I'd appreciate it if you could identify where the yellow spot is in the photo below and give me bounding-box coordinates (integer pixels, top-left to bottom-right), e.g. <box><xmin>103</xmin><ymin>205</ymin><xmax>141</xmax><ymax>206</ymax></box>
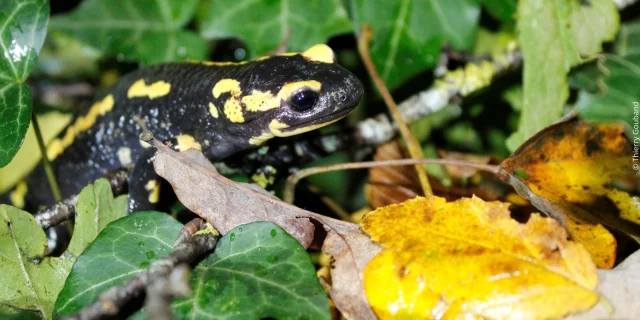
<box><xmin>117</xmin><ymin>147</ymin><xmax>132</xmax><ymax>166</ymax></box>
<box><xmin>200</xmin><ymin>60</ymin><xmax>248</xmax><ymax>66</ymax></box>
<box><xmin>301</xmin><ymin>44</ymin><xmax>335</xmax><ymax>63</ymax></box>
<box><xmin>257</xmin><ymin>52</ymin><xmax>298</xmax><ymax>61</ymax></box>
<box><xmin>269</xmin><ymin>115</ymin><xmax>346</xmax><ymax>137</ymax></box>
<box><xmin>127</xmin><ymin>79</ymin><xmax>171</xmax><ymax>99</ymax></box>
<box><xmin>224</xmin><ymin>98</ymin><xmax>245</xmax><ymax>123</ymax></box>
<box><xmin>248</xmin><ymin>132</ymin><xmax>274</xmax><ymax>145</ymax></box>
<box><xmin>208</xmin><ymin>102</ymin><xmax>219</xmax><ymax>118</ymax></box>
<box><xmin>46</xmin><ymin>95</ymin><xmax>115</xmax><ymax>160</ymax></box>
<box><xmin>251</xmin><ymin>172</ymin><xmax>275</xmax><ymax>189</ymax></box>
<box><xmin>9</xmin><ymin>182</ymin><xmax>27</xmax><ymax>209</ymax></box>
<box><xmin>194</xmin><ymin>222</ymin><xmax>220</xmax><ymax>236</ymax></box>
<box><xmin>212</xmin><ymin>79</ymin><xmax>241</xmax><ymax>98</ymax></box>
<box><xmin>242</xmin><ymin>90</ymin><xmax>278</xmax><ymax>112</ymax></box>
<box><xmin>175</xmin><ymin>134</ymin><xmax>202</xmax><ymax>151</ymax></box>
<box><xmin>268</xmin><ymin>119</ymin><xmax>289</xmax><ymax>132</ymax></box>
<box><xmin>145</xmin><ymin>180</ymin><xmax>160</xmax><ymax>204</ymax></box>
<box><xmin>278</xmin><ymin>80</ymin><xmax>322</xmax><ymax>100</ymax></box>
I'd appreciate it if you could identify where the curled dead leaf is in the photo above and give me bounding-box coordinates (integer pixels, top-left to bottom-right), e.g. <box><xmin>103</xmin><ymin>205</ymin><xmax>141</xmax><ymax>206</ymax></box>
<box><xmin>499</xmin><ymin>116</ymin><xmax>638</xmax><ymax>268</ymax></box>
<box><xmin>149</xmin><ymin>138</ymin><xmax>382</xmax><ymax>319</ymax></box>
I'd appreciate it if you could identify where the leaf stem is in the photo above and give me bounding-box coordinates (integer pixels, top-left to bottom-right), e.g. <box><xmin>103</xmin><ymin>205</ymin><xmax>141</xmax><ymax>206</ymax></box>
<box><xmin>357</xmin><ymin>24</ymin><xmax>433</xmax><ymax>197</ymax></box>
<box><xmin>284</xmin><ymin>158</ymin><xmax>499</xmax><ymax>203</ymax></box>
<box><xmin>31</xmin><ymin>112</ymin><xmax>62</xmax><ymax>202</ymax></box>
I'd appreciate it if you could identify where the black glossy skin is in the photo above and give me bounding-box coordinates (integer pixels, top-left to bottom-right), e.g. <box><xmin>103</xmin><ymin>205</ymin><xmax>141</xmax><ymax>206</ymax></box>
<box><xmin>3</xmin><ymin>53</ymin><xmax>362</xmax><ymax>212</ymax></box>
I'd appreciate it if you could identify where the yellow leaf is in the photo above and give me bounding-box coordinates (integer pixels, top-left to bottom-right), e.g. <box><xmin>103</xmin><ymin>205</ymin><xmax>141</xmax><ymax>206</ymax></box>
<box><xmin>501</xmin><ymin>118</ymin><xmax>638</xmax><ymax>268</ymax></box>
<box><xmin>361</xmin><ymin>196</ymin><xmax>598</xmax><ymax>319</ymax></box>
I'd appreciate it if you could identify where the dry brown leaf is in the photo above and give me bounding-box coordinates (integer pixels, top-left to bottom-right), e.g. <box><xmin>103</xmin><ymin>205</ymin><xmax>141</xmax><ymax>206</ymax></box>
<box><xmin>149</xmin><ymin>138</ymin><xmax>382</xmax><ymax>319</ymax></box>
<box><xmin>438</xmin><ymin>150</ymin><xmax>493</xmax><ymax>179</ymax></box>
<box><xmin>366</xmin><ymin>141</ymin><xmax>504</xmax><ymax>209</ymax></box>
<box><xmin>366</xmin><ymin>141</ymin><xmax>422</xmax><ymax>209</ymax></box>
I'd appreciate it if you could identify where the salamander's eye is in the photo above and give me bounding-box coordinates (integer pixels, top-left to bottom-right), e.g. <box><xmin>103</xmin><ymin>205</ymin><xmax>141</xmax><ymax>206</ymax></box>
<box><xmin>289</xmin><ymin>90</ymin><xmax>318</xmax><ymax>112</ymax></box>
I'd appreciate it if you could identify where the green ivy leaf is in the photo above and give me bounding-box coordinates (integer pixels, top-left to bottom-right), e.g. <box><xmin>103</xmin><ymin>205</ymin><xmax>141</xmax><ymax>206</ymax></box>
<box><xmin>616</xmin><ymin>21</ymin><xmax>640</xmax><ymax>56</ymax></box>
<box><xmin>480</xmin><ymin>0</ymin><xmax>517</xmax><ymax>22</ymax></box>
<box><xmin>0</xmin><ymin>179</ymin><xmax>126</xmax><ymax>319</ymax></box>
<box><xmin>54</xmin><ymin>211</ymin><xmax>182</xmax><ymax>317</ymax></box>
<box><xmin>173</xmin><ymin>222</ymin><xmax>330</xmax><ymax>320</ymax></box>
<box><xmin>572</xmin><ymin>54</ymin><xmax>640</xmax><ymax>127</ymax></box>
<box><xmin>352</xmin><ymin>0</ymin><xmax>480</xmax><ymax>90</ymax></box>
<box><xmin>198</xmin><ymin>0</ymin><xmax>351</xmax><ymax>57</ymax></box>
<box><xmin>0</xmin><ymin>0</ymin><xmax>49</xmax><ymax>167</ymax></box>
<box><xmin>67</xmin><ymin>179</ymin><xmax>128</xmax><ymax>254</ymax></box>
<box><xmin>50</xmin><ymin>0</ymin><xmax>206</xmax><ymax>64</ymax></box>
<box><xmin>506</xmin><ymin>0</ymin><xmax>619</xmax><ymax>151</ymax></box>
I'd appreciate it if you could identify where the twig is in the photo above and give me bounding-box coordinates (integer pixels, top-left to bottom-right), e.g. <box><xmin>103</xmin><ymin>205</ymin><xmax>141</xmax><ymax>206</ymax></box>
<box><xmin>31</xmin><ymin>112</ymin><xmax>62</xmax><ymax>202</ymax></box>
<box><xmin>34</xmin><ymin>169</ymin><xmax>129</xmax><ymax>229</ymax></box>
<box><xmin>284</xmin><ymin>158</ymin><xmax>499</xmax><ymax>203</ymax></box>
<box><xmin>357</xmin><ymin>24</ymin><xmax>433</xmax><ymax>196</ymax></box>
<box><xmin>61</xmin><ymin>218</ymin><xmax>218</xmax><ymax>320</ymax></box>
<box><xmin>355</xmin><ymin>41</ymin><xmax>522</xmax><ymax>146</ymax></box>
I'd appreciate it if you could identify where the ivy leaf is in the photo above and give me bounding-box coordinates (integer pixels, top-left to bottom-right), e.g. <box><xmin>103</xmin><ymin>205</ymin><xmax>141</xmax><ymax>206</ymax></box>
<box><xmin>573</xmin><ymin>54</ymin><xmax>640</xmax><ymax>127</ymax></box>
<box><xmin>0</xmin><ymin>179</ymin><xmax>126</xmax><ymax>319</ymax></box>
<box><xmin>615</xmin><ymin>21</ymin><xmax>640</xmax><ymax>56</ymax></box>
<box><xmin>506</xmin><ymin>0</ymin><xmax>619</xmax><ymax>151</ymax></box>
<box><xmin>351</xmin><ymin>0</ymin><xmax>480</xmax><ymax>90</ymax></box>
<box><xmin>198</xmin><ymin>0</ymin><xmax>351</xmax><ymax>57</ymax></box>
<box><xmin>50</xmin><ymin>0</ymin><xmax>206</xmax><ymax>64</ymax></box>
<box><xmin>480</xmin><ymin>0</ymin><xmax>517</xmax><ymax>22</ymax></box>
<box><xmin>0</xmin><ymin>0</ymin><xmax>49</xmax><ymax>167</ymax></box>
<box><xmin>55</xmin><ymin>211</ymin><xmax>182</xmax><ymax>317</ymax></box>
<box><xmin>173</xmin><ymin>222</ymin><xmax>330</xmax><ymax>319</ymax></box>
<box><xmin>67</xmin><ymin>179</ymin><xmax>128</xmax><ymax>254</ymax></box>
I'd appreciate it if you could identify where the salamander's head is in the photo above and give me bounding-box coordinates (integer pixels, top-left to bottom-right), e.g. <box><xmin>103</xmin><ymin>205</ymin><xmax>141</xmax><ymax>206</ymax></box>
<box><xmin>208</xmin><ymin>44</ymin><xmax>363</xmax><ymax>150</ymax></box>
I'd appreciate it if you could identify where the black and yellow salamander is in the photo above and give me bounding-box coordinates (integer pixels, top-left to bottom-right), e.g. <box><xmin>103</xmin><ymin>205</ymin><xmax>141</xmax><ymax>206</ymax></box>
<box><xmin>2</xmin><ymin>44</ymin><xmax>363</xmax><ymax>212</ymax></box>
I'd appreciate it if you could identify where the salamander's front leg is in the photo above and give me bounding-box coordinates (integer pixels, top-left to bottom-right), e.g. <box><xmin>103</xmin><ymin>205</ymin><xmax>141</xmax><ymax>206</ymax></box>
<box><xmin>127</xmin><ymin>148</ymin><xmax>175</xmax><ymax>213</ymax></box>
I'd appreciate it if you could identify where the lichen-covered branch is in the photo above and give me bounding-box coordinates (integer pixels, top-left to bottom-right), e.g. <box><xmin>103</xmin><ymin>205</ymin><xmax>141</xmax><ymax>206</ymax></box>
<box><xmin>355</xmin><ymin>41</ymin><xmax>522</xmax><ymax>146</ymax></box>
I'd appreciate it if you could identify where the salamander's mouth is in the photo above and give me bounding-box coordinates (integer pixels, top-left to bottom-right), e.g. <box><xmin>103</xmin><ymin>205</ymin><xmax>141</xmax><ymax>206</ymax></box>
<box><xmin>270</xmin><ymin>107</ymin><xmax>353</xmax><ymax>137</ymax></box>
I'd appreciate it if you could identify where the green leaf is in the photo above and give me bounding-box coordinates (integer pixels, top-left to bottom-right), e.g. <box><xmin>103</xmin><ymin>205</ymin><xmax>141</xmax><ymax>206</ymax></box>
<box><xmin>480</xmin><ymin>0</ymin><xmax>517</xmax><ymax>22</ymax></box>
<box><xmin>352</xmin><ymin>0</ymin><xmax>480</xmax><ymax>90</ymax></box>
<box><xmin>0</xmin><ymin>0</ymin><xmax>49</xmax><ymax>167</ymax></box>
<box><xmin>173</xmin><ymin>222</ymin><xmax>330</xmax><ymax>320</ymax></box>
<box><xmin>50</xmin><ymin>0</ymin><xmax>206</xmax><ymax>64</ymax></box>
<box><xmin>616</xmin><ymin>21</ymin><xmax>640</xmax><ymax>56</ymax></box>
<box><xmin>198</xmin><ymin>0</ymin><xmax>351</xmax><ymax>57</ymax></box>
<box><xmin>0</xmin><ymin>179</ymin><xmax>127</xmax><ymax>319</ymax></box>
<box><xmin>54</xmin><ymin>211</ymin><xmax>182</xmax><ymax>317</ymax></box>
<box><xmin>0</xmin><ymin>205</ymin><xmax>67</xmax><ymax>320</ymax></box>
<box><xmin>573</xmin><ymin>54</ymin><xmax>640</xmax><ymax>127</ymax></box>
<box><xmin>67</xmin><ymin>179</ymin><xmax>128</xmax><ymax>254</ymax></box>
<box><xmin>506</xmin><ymin>0</ymin><xmax>619</xmax><ymax>151</ymax></box>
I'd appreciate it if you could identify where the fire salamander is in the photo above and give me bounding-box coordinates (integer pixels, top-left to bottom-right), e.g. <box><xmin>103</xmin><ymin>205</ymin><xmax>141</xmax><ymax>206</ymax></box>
<box><xmin>2</xmin><ymin>44</ymin><xmax>363</xmax><ymax>212</ymax></box>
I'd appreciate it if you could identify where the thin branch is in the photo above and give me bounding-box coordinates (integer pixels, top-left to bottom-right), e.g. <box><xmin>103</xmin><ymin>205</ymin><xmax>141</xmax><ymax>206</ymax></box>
<box><xmin>34</xmin><ymin>169</ymin><xmax>129</xmax><ymax>229</ymax></box>
<box><xmin>357</xmin><ymin>24</ymin><xmax>433</xmax><ymax>196</ymax></box>
<box><xmin>61</xmin><ymin>218</ymin><xmax>218</xmax><ymax>320</ymax></box>
<box><xmin>355</xmin><ymin>42</ymin><xmax>522</xmax><ymax>146</ymax></box>
<box><xmin>31</xmin><ymin>112</ymin><xmax>62</xmax><ymax>202</ymax></box>
<box><xmin>284</xmin><ymin>158</ymin><xmax>500</xmax><ymax>203</ymax></box>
